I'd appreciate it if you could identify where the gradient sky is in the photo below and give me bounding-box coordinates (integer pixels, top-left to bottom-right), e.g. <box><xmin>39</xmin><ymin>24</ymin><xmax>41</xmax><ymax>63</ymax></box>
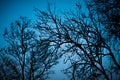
<box><xmin>0</xmin><ymin>0</ymin><xmax>85</xmax><ymax>80</ymax></box>
<box><xmin>0</xmin><ymin>0</ymin><xmax>83</xmax><ymax>47</ymax></box>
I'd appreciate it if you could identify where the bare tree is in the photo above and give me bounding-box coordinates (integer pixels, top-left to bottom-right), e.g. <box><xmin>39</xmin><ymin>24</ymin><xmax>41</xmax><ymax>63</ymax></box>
<box><xmin>2</xmin><ymin>17</ymin><xmax>35</xmax><ymax>80</ymax></box>
<box><xmin>35</xmin><ymin>3</ymin><xmax>120</xmax><ymax>80</ymax></box>
<box><xmin>0</xmin><ymin>49</ymin><xmax>20</xmax><ymax>80</ymax></box>
<box><xmin>1</xmin><ymin>16</ymin><xmax>59</xmax><ymax>80</ymax></box>
<box><xmin>28</xmin><ymin>39</ymin><xmax>59</xmax><ymax>80</ymax></box>
<box><xmin>86</xmin><ymin>0</ymin><xmax>120</xmax><ymax>39</ymax></box>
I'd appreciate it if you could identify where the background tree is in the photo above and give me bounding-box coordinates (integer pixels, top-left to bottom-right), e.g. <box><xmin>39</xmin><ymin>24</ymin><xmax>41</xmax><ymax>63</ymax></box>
<box><xmin>86</xmin><ymin>0</ymin><xmax>120</xmax><ymax>79</ymax></box>
<box><xmin>1</xmin><ymin>16</ymin><xmax>59</xmax><ymax>80</ymax></box>
<box><xmin>2</xmin><ymin>17</ymin><xmax>35</xmax><ymax>80</ymax></box>
<box><xmin>28</xmin><ymin>38</ymin><xmax>59</xmax><ymax>80</ymax></box>
<box><xmin>0</xmin><ymin>49</ymin><xmax>21</xmax><ymax>80</ymax></box>
<box><xmin>87</xmin><ymin>0</ymin><xmax>120</xmax><ymax>39</ymax></box>
<box><xmin>86</xmin><ymin>0</ymin><xmax>120</xmax><ymax>69</ymax></box>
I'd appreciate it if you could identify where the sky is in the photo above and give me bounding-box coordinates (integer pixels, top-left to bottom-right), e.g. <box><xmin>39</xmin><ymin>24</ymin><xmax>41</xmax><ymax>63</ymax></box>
<box><xmin>0</xmin><ymin>0</ymin><xmax>85</xmax><ymax>80</ymax></box>
<box><xmin>0</xmin><ymin>0</ymin><xmax>83</xmax><ymax>47</ymax></box>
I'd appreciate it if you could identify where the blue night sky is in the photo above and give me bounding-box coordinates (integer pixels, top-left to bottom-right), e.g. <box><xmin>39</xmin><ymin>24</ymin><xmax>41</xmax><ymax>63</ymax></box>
<box><xmin>0</xmin><ymin>0</ymin><xmax>85</xmax><ymax>28</ymax></box>
<box><xmin>0</xmin><ymin>0</ymin><xmax>85</xmax><ymax>80</ymax></box>
<box><xmin>0</xmin><ymin>0</ymin><xmax>85</xmax><ymax>47</ymax></box>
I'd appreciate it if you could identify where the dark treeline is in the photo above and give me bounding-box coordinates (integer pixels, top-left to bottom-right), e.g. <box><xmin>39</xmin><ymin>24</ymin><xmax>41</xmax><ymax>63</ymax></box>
<box><xmin>0</xmin><ymin>0</ymin><xmax>120</xmax><ymax>80</ymax></box>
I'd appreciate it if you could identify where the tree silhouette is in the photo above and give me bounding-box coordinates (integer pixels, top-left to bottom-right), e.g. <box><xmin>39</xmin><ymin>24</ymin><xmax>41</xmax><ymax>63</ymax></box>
<box><xmin>87</xmin><ymin>0</ymin><xmax>120</xmax><ymax>39</ymax></box>
<box><xmin>35</xmin><ymin>3</ymin><xmax>120</xmax><ymax>80</ymax></box>
<box><xmin>1</xmin><ymin>16</ymin><xmax>58</xmax><ymax>80</ymax></box>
